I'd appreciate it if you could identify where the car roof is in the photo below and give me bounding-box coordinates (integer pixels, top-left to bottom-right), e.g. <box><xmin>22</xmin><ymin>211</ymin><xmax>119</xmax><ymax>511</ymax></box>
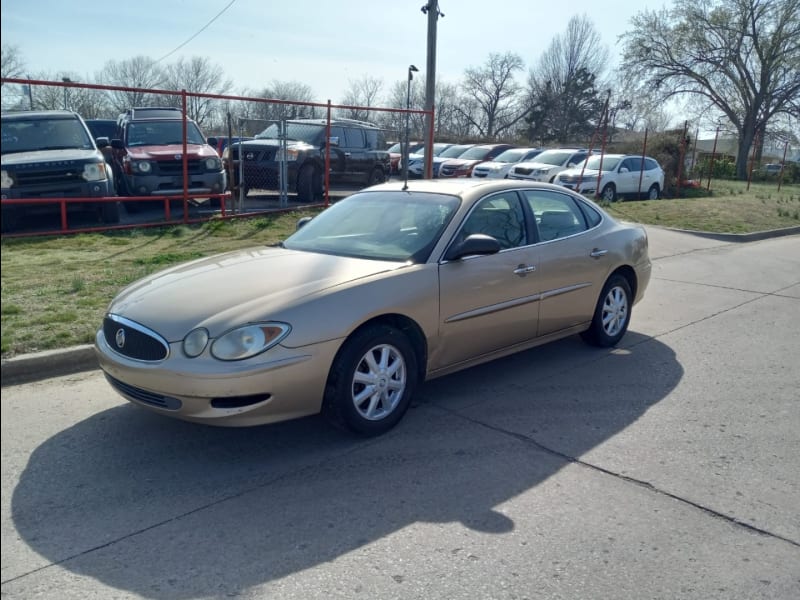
<box><xmin>2</xmin><ymin>110</ymin><xmax>81</xmax><ymax>121</ymax></box>
<box><xmin>365</xmin><ymin>177</ymin><xmax>575</xmax><ymax>198</ymax></box>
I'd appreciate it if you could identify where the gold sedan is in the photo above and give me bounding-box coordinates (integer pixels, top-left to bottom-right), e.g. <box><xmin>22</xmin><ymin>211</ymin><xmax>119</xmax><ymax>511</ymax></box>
<box><xmin>95</xmin><ymin>179</ymin><xmax>651</xmax><ymax>436</ymax></box>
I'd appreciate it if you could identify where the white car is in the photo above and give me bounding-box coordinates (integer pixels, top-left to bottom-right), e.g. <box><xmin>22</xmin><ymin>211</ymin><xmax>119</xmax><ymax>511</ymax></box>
<box><xmin>554</xmin><ymin>154</ymin><xmax>665</xmax><ymax>201</ymax></box>
<box><xmin>470</xmin><ymin>147</ymin><xmax>545</xmax><ymax>179</ymax></box>
<box><xmin>508</xmin><ymin>148</ymin><xmax>590</xmax><ymax>183</ymax></box>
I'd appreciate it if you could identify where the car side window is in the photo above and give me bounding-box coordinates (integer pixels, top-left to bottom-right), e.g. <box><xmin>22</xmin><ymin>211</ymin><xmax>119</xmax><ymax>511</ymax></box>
<box><xmin>328</xmin><ymin>126</ymin><xmax>345</xmax><ymax>147</ymax></box>
<box><xmin>644</xmin><ymin>158</ymin><xmax>658</xmax><ymax>171</ymax></box>
<box><xmin>344</xmin><ymin>127</ymin><xmax>365</xmax><ymax>149</ymax></box>
<box><xmin>458</xmin><ymin>193</ymin><xmax>527</xmax><ymax>250</ymax></box>
<box><xmin>521</xmin><ymin>189</ymin><xmax>588</xmax><ymax>242</ymax></box>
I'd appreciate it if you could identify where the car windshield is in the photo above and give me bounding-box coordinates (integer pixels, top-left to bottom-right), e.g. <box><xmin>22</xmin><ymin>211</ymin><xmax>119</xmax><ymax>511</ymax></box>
<box><xmin>583</xmin><ymin>156</ymin><xmax>622</xmax><ymax>171</ymax></box>
<box><xmin>493</xmin><ymin>148</ymin><xmax>533</xmax><ymax>163</ymax></box>
<box><xmin>531</xmin><ymin>150</ymin><xmax>575</xmax><ymax>166</ymax></box>
<box><xmin>255</xmin><ymin>122</ymin><xmax>325</xmax><ymax>144</ymax></box>
<box><xmin>283</xmin><ymin>191</ymin><xmax>461</xmax><ymax>263</ymax></box>
<box><xmin>458</xmin><ymin>146</ymin><xmax>494</xmax><ymax>160</ymax></box>
<box><xmin>126</xmin><ymin>121</ymin><xmax>207</xmax><ymax>146</ymax></box>
<box><xmin>1</xmin><ymin>116</ymin><xmax>94</xmax><ymax>154</ymax></box>
<box><xmin>439</xmin><ymin>144</ymin><xmax>473</xmax><ymax>158</ymax></box>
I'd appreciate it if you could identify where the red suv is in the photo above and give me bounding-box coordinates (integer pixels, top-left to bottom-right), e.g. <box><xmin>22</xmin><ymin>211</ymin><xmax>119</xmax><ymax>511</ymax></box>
<box><xmin>109</xmin><ymin>107</ymin><xmax>226</xmax><ymax>205</ymax></box>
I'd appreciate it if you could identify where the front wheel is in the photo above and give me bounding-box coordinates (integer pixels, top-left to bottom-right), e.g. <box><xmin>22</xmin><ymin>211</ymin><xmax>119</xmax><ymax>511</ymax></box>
<box><xmin>581</xmin><ymin>274</ymin><xmax>632</xmax><ymax>347</ymax></box>
<box><xmin>647</xmin><ymin>183</ymin><xmax>660</xmax><ymax>200</ymax></box>
<box><xmin>601</xmin><ymin>183</ymin><xmax>617</xmax><ymax>202</ymax></box>
<box><xmin>323</xmin><ymin>324</ymin><xmax>418</xmax><ymax>436</ymax></box>
<box><xmin>297</xmin><ymin>164</ymin><xmax>322</xmax><ymax>202</ymax></box>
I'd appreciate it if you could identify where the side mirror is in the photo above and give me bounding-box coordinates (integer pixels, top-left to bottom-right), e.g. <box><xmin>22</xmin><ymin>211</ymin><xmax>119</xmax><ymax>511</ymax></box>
<box><xmin>207</xmin><ymin>137</ymin><xmax>218</xmax><ymax>147</ymax></box>
<box><xmin>95</xmin><ymin>137</ymin><xmax>110</xmax><ymax>148</ymax></box>
<box><xmin>619</xmin><ymin>167</ymin><xmax>630</xmax><ymax>173</ymax></box>
<box><xmin>111</xmin><ymin>138</ymin><xmax>124</xmax><ymax>149</ymax></box>
<box><xmin>444</xmin><ymin>233</ymin><xmax>502</xmax><ymax>261</ymax></box>
<box><xmin>296</xmin><ymin>216</ymin><xmax>313</xmax><ymax>230</ymax></box>
<box><xmin>328</xmin><ymin>136</ymin><xmax>340</xmax><ymax>147</ymax></box>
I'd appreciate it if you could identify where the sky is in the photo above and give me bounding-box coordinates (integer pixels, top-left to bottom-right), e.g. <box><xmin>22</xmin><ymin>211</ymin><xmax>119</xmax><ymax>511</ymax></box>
<box><xmin>1</xmin><ymin>0</ymin><xmax>670</xmax><ymax>104</ymax></box>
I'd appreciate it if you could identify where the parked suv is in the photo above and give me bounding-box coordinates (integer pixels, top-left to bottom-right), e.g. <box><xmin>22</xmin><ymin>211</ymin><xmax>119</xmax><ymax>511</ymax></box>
<box><xmin>555</xmin><ymin>154</ymin><xmax>665</xmax><ymax>201</ymax></box>
<box><xmin>1</xmin><ymin>110</ymin><xmax>118</xmax><ymax>233</ymax></box>
<box><xmin>223</xmin><ymin>118</ymin><xmax>391</xmax><ymax>202</ymax></box>
<box><xmin>508</xmin><ymin>148</ymin><xmax>590</xmax><ymax>183</ymax></box>
<box><xmin>109</xmin><ymin>107</ymin><xmax>225</xmax><ymax>202</ymax></box>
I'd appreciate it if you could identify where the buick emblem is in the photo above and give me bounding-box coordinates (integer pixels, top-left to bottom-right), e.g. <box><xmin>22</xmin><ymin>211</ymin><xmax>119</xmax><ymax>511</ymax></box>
<box><xmin>115</xmin><ymin>328</ymin><xmax>126</xmax><ymax>349</ymax></box>
<box><xmin>174</xmin><ymin>154</ymin><xmax>182</xmax><ymax>160</ymax></box>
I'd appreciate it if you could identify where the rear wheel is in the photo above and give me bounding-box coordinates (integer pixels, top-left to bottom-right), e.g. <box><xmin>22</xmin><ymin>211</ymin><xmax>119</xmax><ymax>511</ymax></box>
<box><xmin>323</xmin><ymin>324</ymin><xmax>418</xmax><ymax>436</ymax></box>
<box><xmin>367</xmin><ymin>166</ymin><xmax>387</xmax><ymax>186</ymax></box>
<box><xmin>581</xmin><ymin>274</ymin><xmax>632</xmax><ymax>347</ymax></box>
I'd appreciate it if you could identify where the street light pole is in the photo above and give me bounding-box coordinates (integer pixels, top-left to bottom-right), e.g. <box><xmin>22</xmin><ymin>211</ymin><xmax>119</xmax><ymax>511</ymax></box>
<box><xmin>403</xmin><ymin>64</ymin><xmax>419</xmax><ymax>190</ymax></box>
<box><xmin>62</xmin><ymin>77</ymin><xmax>72</xmax><ymax>110</ymax></box>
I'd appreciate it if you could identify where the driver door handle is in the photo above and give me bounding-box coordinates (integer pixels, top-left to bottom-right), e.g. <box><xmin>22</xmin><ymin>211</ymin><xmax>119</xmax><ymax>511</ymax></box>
<box><xmin>590</xmin><ymin>248</ymin><xmax>608</xmax><ymax>258</ymax></box>
<box><xmin>513</xmin><ymin>264</ymin><xmax>536</xmax><ymax>276</ymax></box>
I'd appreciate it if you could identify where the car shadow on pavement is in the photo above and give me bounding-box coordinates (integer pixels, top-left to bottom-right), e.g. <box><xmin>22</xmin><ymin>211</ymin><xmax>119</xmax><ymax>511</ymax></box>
<box><xmin>10</xmin><ymin>332</ymin><xmax>682</xmax><ymax>598</ymax></box>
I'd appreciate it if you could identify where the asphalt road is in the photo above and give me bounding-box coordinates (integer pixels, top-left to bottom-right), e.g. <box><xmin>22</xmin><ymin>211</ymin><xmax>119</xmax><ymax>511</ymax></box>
<box><xmin>2</xmin><ymin>227</ymin><xmax>799</xmax><ymax>599</ymax></box>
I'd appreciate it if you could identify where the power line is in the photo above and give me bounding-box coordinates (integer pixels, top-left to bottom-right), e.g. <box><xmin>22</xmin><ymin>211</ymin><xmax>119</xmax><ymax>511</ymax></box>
<box><xmin>155</xmin><ymin>0</ymin><xmax>238</xmax><ymax>63</ymax></box>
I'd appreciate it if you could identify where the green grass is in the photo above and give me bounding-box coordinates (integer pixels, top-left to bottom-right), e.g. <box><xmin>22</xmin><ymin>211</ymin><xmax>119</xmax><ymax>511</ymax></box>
<box><xmin>1</xmin><ymin>181</ymin><xmax>798</xmax><ymax>358</ymax></box>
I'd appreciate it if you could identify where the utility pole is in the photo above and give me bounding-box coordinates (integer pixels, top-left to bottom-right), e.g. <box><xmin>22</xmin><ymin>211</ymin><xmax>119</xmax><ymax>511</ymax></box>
<box><xmin>421</xmin><ymin>1</ymin><xmax>443</xmax><ymax>179</ymax></box>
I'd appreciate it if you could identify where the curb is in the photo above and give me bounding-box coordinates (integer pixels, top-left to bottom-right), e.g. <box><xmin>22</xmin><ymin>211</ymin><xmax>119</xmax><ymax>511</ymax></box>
<box><xmin>1</xmin><ymin>345</ymin><xmax>98</xmax><ymax>388</ymax></box>
<box><xmin>2</xmin><ymin>226</ymin><xmax>799</xmax><ymax>388</ymax></box>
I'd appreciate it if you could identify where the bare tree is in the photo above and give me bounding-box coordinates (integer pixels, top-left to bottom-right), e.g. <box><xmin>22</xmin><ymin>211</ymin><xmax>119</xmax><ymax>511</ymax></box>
<box><xmin>621</xmin><ymin>0</ymin><xmax>800</xmax><ymax>179</ymax></box>
<box><xmin>162</xmin><ymin>56</ymin><xmax>233</xmax><ymax>127</ymax></box>
<box><xmin>338</xmin><ymin>75</ymin><xmax>383</xmax><ymax>121</ymax></box>
<box><xmin>98</xmin><ymin>56</ymin><xmax>167</xmax><ymax>113</ymax></box>
<box><xmin>458</xmin><ymin>52</ymin><xmax>526</xmax><ymax>138</ymax></box>
<box><xmin>525</xmin><ymin>15</ymin><xmax>609</xmax><ymax>144</ymax></box>
<box><xmin>1</xmin><ymin>44</ymin><xmax>25</xmax><ymax>82</ymax></box>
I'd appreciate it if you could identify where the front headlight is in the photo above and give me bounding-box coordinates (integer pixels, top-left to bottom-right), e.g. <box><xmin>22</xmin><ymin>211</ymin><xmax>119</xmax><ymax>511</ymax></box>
<box><xmin>1</xmin><ymin>170</ymin><xmax>14</xmax><ymax>188</ymax></box>
<box><xmin>211</xmin><ymin>322</ymin><xmax>291</xmax><ymax>361</ymax></box>
<box><xmin>131</xmin><ymin>161</ymin><xmax>152</xmax><ymax>174</ymax></box>
<box><xmin>205</xmin><ymin>157</ymin><xmax>222</xmax><ymax>171</ymax></box>
<box><xmin>275</xmin><ymin>148</ymin><xmax>299</xmax><ymax>162</ymax></box>
<box><xmin>82</xmin><ymin>162</ymin><xmax>107</xmax><ymax>181</ymax></box>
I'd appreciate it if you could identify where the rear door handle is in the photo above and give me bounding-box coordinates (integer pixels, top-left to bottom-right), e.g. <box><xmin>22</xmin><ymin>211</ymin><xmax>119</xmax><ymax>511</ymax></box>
<box><xmin>590</xmin><ymin>248</ymin><xmax>608</xmax><ymax>258</ymax></box>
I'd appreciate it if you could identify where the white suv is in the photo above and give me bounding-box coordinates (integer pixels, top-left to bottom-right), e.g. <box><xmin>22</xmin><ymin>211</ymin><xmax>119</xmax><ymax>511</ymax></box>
<box><xmin>554</xmin><ymin>154</ymin><xmax>665</xmax><ymax>201</ymax></box>
<box><xmin>470</xmin><ymin>147</ymin><xmax>545</xmax><ymax>179</ymax></box>
<box><xmin>508</xmin><ymin>148</ymin><xmax>589</xmax><ymax>183</ymax></box>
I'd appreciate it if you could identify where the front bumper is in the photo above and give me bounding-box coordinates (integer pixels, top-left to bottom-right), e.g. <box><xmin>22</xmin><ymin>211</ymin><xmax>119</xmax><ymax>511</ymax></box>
<box><xmin>122</xmin><ymin>172</ymin><xmax>226</xmax><ymax>196</ymax></box>
<box><xmin>95</xmin><ymin>329</ymin><xmax>342</xmax><ymax>427</ymax></box>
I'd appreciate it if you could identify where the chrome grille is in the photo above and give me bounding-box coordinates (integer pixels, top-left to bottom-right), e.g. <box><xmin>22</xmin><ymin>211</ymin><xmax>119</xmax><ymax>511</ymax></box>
<box><xmin>103</xmin><ymin>315</ymin><xmax>169</xmax><ymax>361</ymax></box>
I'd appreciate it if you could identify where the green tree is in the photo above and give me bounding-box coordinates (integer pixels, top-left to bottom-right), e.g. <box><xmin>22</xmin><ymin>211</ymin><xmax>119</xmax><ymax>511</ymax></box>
<box><xmin>621</xmin><ymin>0</ymin><xmax>800</xmax><ymax>179</ymax></box>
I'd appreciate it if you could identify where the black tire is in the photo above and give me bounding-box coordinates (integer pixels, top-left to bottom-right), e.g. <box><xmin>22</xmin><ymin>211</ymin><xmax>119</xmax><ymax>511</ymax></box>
<box><xmin>1</xmin><ymin>207</ymin><xmax>21</xmax><ymax>233</ymax></box>
<box><xmin>581</xmin><ymin>274</ymin><xmax>633</xmax><ymax>347</ymax></box>
<box><xmin>323</xmin><ymin>324</ymin><xmax>418</xmax><ymax>436</ymax></box>
<box><xmin>297</xmin><ymin>164</ymin><xmax>321</xmax><ymax>202</ymax></box>
<box><xmin>601</xmin><ymin>183</ymin><xmax>617</xmax><ymax>202</ymax></box>
<box><xmin>100</xmin><ymin>200</ymin><xmax>120</xmax><ymax>224</ymax></box>
<box><xmin>367</xmin><ymin>166</ymin><xmax>386</xmax><ymax>186</ymax></box>
<box><xmin>647</xmin><ymin>183</ymin><xmax>660</xmax><ymax>200</ymax></box>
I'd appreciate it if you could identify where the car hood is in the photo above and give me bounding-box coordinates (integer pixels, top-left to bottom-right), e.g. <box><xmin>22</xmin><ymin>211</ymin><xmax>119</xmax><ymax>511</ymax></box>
<box><xmin>126</xmin><ymin>144</ymin><xmax>218</xmax><ymax>160</ymax></box>
<box><xmin>559</xmin><ymin>167</ymin><xmax>607</xmax><ymax>178</ymax></box>
<box><xmin>108</xmin><ymin>247</ymin><xmax>405</xmax><ymax>341</ymax></box>
<box><xmin>241</xmin><ymin>139</ymin><xmax>315</xmax><ymax>151</ymax></box>
<box><xmin>443</xmin><ymin>159</ymin><xmax>482</xmax><ymax>168</ymax></box>
<box><xmin>1</xmin><ymin>148</ymin><xmax>102</xmax><ymax>165</ymax></box>
<box><xmin>515</xmin><ymin>161</ymin><xmax>558</xmax><ymax>170</ymax></box>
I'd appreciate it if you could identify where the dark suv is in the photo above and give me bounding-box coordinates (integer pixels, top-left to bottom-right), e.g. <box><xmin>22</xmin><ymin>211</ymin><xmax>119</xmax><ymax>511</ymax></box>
<box><xmin>109</xmin><ymin>107</ymin><xmax>225</xmax><ymax>202</ymax></box>
<box><xmin>1</xmin><ymin>110</ymin><xmax>119</xmax><ymax>233</ymax></box>
<box><xmin>224</xmin><ymin>119</ymin><xmax>391</xmax><ymax>202</ymax></box>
